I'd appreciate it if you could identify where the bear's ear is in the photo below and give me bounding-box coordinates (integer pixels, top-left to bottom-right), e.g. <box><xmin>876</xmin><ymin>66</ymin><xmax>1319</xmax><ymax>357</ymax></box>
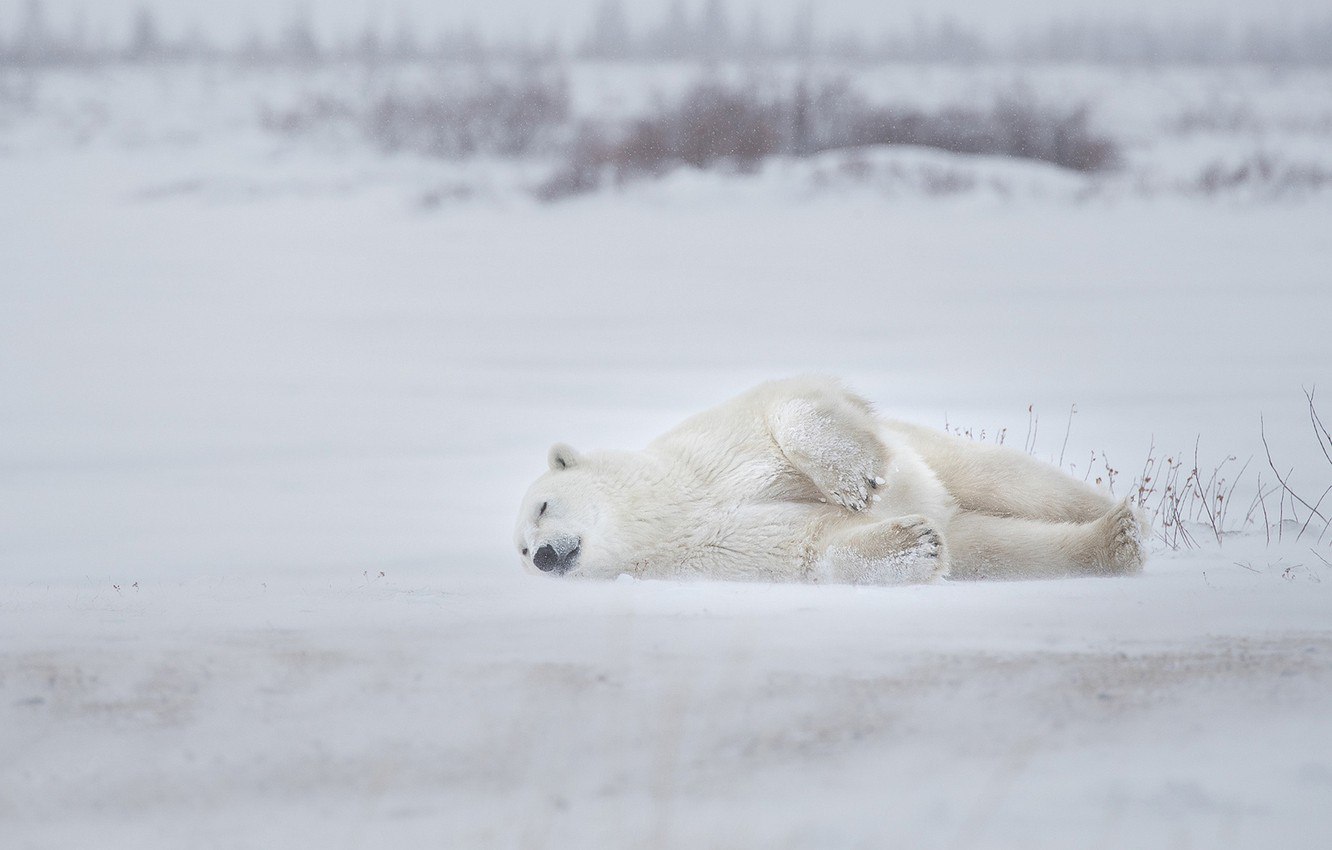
<box><xmin>548</xmin><ymin>443</ymin><xmax>580</xmax><ymax>471</ymax></box>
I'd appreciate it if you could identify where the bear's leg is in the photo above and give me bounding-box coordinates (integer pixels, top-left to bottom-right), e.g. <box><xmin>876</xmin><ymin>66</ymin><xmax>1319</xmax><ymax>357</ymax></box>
<box><xmin>769</xmin><ymin>395</ymin><xmax>887</xmax><ymax>512</ymax></box>
<box><xmin>816</xmin><ymin>515</ymin><xmax>948</xmax><ymax>585</ymax></box>
<box><xmin>944</xmin><ymin>499</ymin><xmax>1146</xmax><ymax>580</ymax></box>
<box><xmin>885</xmin><ymin>420</ymin><xmax>1117</xmax><ymax>524</ymax></box>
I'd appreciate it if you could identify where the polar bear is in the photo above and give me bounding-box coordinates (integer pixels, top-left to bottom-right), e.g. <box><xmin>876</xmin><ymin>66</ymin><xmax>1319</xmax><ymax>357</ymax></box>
<box><xmin>514</xmin><ymin>376</ymin><xmax>1146</xmax><ymax>584</ymax></box>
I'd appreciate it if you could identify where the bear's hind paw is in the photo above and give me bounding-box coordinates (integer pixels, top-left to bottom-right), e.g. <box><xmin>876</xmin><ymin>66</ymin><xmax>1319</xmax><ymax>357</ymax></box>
<box><xmin>1096</xmin><ymin>499</ymin><xmax>1147</xmax><ymax>575</ymax></box>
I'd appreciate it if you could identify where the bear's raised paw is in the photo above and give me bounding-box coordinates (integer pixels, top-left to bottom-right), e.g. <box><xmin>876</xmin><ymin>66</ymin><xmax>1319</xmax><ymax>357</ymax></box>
<box><xmin>824</xmin><ymin>471</ymin><xmax>885</xmax><ymax>512</ymax></box>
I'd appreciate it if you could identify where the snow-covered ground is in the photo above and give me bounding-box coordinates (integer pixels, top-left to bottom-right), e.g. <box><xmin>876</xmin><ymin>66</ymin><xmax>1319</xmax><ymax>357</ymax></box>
<box><xmin>2</xmin><ymin>63</ymin><xmax>1331</xmax><ymax>848</ymax></box>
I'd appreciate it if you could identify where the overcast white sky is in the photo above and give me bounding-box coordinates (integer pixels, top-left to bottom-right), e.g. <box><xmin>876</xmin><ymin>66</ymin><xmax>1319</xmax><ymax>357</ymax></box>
<box><xmin>3</xmin><ymin>1</ymin><xmax>1328</xmax><ymax>44</ymax></box>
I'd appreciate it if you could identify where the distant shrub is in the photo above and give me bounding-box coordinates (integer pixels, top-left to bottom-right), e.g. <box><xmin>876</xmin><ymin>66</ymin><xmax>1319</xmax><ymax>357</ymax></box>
<box><xmin>1166</xmin><ymin>104</ymin><xmax>1332</xmax><ymax>138</ymax></box>
<box><xmin>1191</xmin><ymin>152</ymin><xmax>1332</xmax><ymax>197</ymax></box>
<box><xmin>538</xmin><ymin>80</ymin><xmax>1118</xmax><ymax>200</ymax></box>
<box><xmin>260</xmin><ymin>94</ymin><xmax>355</xmax><ymax>135</ymax></box>
<box><xmin>366</xmin><ymin>77</ymin><xmax>569</xmax><ymax>157</ymax></box>
<box><xmin>262</xmin><ymin>72</ymin><xmax>570</xmax><ymax>159</ymax></box>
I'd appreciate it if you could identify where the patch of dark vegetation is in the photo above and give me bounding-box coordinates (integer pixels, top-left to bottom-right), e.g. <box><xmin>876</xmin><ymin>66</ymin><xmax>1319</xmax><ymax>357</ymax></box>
<box><xmin>259</xmin><ymin>71</ymin><xmax>1119</xmax><ymax>201</ymax></box>
<box><xmin>538</xmin><ymin>80</ymin><xmax>1117</xmax><ymax>200</ymax></box>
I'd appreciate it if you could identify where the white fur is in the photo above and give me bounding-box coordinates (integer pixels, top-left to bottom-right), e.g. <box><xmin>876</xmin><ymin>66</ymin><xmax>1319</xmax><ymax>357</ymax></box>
<box><xmin>514</xmin><ymin>377</ymin><xmax>1147</xmax><ymax>584</ymax></box>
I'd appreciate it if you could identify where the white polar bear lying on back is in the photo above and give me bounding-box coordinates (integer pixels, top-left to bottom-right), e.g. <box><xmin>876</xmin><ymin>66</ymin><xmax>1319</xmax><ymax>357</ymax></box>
<box><xmin>514</xmin><ymin>377</ymin><xmax>1146</xmax><ymax>584</ymax></box>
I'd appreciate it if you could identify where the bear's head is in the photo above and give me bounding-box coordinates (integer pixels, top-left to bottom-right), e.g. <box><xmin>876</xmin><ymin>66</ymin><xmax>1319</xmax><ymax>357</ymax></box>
<box><xmin>514</xmin><ymin>443</ymin><xmax>666</xmax><ymax>579</ymax></box>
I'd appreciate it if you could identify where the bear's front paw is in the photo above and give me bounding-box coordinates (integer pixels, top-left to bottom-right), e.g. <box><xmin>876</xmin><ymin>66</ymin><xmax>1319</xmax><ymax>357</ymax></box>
<box><xmin>824</xmin><ymin>470</ymin><xmax>886</xmax><ymax>513</ymax></box>
<box><xmin>769</xmin><ymin>396</ymin><xmax>891</xmax><ymax>514</ymax></box>
<box><xmin>888</xmin><ymin>515</ymin><xmax>943</xmax><ymax>562</ymax></box>
<box><xmin>817</xmin><ymin>514</ymin><xmax>948</xmax><ymax>585</ymax></box>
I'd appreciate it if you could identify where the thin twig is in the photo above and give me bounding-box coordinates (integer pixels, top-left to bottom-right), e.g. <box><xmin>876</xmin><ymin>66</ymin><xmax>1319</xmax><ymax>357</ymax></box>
<box><xmin>1298</xmin><ymin>484</ymin><xmax>1332</xmax><ymax>541</ymax></box>
<box><xmin>1219</xmin><ymin>455</ymin><xmax>1251</xmax><ymax>531</ymax></box>
<box><xmin>1192</xmin><ymin>438</ymin><xmax>1221</xmax><ymax>544</ymax></box>
<box><xmin>1307</xmin><ymin>387</ymin><xmax>1332</xmax><ymax>467</ymax></box>
<box><xmin>1059</xmin><ymin>404</ymin><xmax>1077</xmax><ymax>468</ymax></box>
<box><xmin>1135</xmin><ymin>436</ymin><xmax>1157</xmax><ymax>503</ymax></box>
<box><xmin>1259</xmin><ymin>472</ymin><xmax>1272</xmax><ymax>546</ymax></box>
<box><xmin>1261</xmin><ymin>415</ymin><xmax>1329</xmax><ymax>539</ymax></box>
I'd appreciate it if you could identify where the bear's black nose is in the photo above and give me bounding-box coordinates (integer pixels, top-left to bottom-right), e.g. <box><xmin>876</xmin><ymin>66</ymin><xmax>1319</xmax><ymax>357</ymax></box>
<box><xmin>534</xmin><ymin>543</ymin><xmax>579</xmax><ymax>574</ymax></box>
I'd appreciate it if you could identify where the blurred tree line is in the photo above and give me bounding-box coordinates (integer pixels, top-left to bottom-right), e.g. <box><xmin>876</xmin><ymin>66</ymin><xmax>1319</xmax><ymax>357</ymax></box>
<box><xmin>2</xmin><ymin>0</ymin><xmax>1331</xmax><ymax>68</ymax></box>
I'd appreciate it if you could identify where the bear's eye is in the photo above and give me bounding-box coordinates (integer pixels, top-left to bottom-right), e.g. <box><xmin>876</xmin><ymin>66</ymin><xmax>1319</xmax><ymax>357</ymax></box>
<box><xmin>538</xmin><ymin>501</ymin><xmax>548</xmax><ymax>518</ymax></box>
<box><xmin>521</xmin><ymin>547</ymin><xmax>529</xmax><ymax>556</ymax></box>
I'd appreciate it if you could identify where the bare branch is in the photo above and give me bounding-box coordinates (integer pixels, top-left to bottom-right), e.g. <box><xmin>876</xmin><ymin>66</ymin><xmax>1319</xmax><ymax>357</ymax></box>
<box><xmin>1059</xmin><ymin>404</ymin><xmax>1077</xmax><ymax>468</ymax></box>
<box><xmin>1259</xmin><ymin>472</ymin><xmax>1272</xmax><ymax>547</ymax></box>
<box><xmin>1298</xmin><ymin>484</ymin><xmax>1332</xmax><ymax>541</ymax></box>
<box><xmin>1306</xmin><ymin>386</ymin><xmax>1332</xmax><ymax>467</ymax></box>
<box><xmin>1261</xmin><ymin>415</ymin><xmax>1329</xmax><ymax>540</ymax></box>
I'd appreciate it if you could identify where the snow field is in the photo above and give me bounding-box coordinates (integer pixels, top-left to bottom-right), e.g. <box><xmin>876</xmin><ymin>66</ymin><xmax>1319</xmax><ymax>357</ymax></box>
<box><xmin>2</xmin><ymin>60</ymin><xmax>1331</xmax><ymax>848</ymax></box>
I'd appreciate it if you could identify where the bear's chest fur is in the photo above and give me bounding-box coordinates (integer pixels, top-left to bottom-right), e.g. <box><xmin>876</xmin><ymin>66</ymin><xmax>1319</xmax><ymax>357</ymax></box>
<box><xmin>623</xmin><ymin>442</ymin><xmax>836</xmax><ymax>581</ymax></box>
